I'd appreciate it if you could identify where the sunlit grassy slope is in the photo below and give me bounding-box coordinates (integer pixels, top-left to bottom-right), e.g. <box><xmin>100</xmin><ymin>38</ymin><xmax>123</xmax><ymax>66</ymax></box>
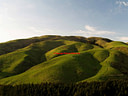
<box><xmin>0</xmin><ymin>35</ymin><xmax>128</xmax><ymax>85</ymax></box>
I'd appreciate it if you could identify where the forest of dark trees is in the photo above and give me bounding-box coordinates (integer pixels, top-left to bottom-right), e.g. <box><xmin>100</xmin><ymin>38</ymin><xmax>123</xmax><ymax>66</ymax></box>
<box><xmin>0</xmin><ymin>80</ymin><xmax>128</xmax><ymax>96</ymax></box>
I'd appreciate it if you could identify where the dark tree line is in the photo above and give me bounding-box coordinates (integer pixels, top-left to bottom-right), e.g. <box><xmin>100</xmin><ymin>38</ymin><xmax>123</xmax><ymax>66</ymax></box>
<box><xmin>0</xmin><ymin>80</ymin><xmax>128</xmax><ymax>96</ymax></box>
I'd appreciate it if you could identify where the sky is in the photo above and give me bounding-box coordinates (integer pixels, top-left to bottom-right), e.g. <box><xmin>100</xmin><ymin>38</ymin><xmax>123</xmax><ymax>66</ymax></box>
<box><xmin>0</xmin><ymin>0</ymin><xmax>128</xmax><ymax>43</ymax></box>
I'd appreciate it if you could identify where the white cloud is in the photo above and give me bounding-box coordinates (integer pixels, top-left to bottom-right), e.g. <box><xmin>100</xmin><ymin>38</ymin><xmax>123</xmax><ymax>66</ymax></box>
<box><xmin>117</xmin><ymin>37</ymin><xmax>128</xmax><ymax>41</ymax></box>
<box><xmin>116</xmin><ymin>1</ymin><xmax>128</xmax><ymax>7</ymax></box>
<box><xmin>85</xmin><ymin>25</ymin><xmax>95</xmax><ymax>31</ymax></box>
<box><xmin>75</xmin><ymin>25</ymin><xmax>116</xmax><ymax>37</ymax></box>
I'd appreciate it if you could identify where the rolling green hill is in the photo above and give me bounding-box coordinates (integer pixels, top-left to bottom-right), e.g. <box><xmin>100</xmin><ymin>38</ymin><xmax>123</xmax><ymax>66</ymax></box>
<box><xmin>0</xmin><ymin>35</ymin><xmax>128</xmax><ymax>85</ymax></box>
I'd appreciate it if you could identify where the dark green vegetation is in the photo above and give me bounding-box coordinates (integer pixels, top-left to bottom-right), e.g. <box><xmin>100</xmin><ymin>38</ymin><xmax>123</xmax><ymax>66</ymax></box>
<box><xmin>0</xmin><ymin>80</ymin><xmax>128</xmax><ymax>96</ymax></box>
<box><xmin>0</xmin><ymin>35</ymin><xmax>128</xmax><ymax>85</ymax></box>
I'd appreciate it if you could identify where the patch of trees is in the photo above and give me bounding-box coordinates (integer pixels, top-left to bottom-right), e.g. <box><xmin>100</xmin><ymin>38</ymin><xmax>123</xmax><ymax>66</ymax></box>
<box><xmin>0</xmin><ymin>80</ymin><xmax>128</xmax><ymax>96</ymax></box>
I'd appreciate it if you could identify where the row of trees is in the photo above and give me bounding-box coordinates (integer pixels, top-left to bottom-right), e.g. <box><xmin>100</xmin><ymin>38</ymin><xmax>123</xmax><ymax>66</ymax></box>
<box><xmin>0</xmin><ymin>79</ymin><xmax>128</xmax><ymax>96</ymax></box>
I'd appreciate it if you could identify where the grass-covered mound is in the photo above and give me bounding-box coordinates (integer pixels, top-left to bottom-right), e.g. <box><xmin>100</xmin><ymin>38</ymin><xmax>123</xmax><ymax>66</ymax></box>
<box><xmin>0</xmin><ymin>35</ymin><xmax>128</xmax><ymax>85</ymax></box>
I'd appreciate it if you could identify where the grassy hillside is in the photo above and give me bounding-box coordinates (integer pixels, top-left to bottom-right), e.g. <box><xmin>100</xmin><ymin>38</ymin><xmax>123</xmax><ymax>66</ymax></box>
<box><xmin>105</xmin><ymin>41</ymin><xmax>128</xmax><ymax>49</ymax></box>
<box><xmin>0</xmin><ymin>35</ymin><xmax>111</xmax><ymax>55</ymax></box>
<box><xmin>0</xmin><ymin>35</ymin><xmax>128</xmax><ymax>85</ymax></box>
<box><xmin>0</xmin><ymin>40</ymin><xmax>98</xmax><ymax>79</ymax></box>
<box><xmin>0</xmin><ymin>49</ymin><xmax>128</xmax><ymax>85</ymax></box>
<box><xmin>0</xmin><ymin>49</ymin><xmax>102</xmax><ymax>84</ymax></box>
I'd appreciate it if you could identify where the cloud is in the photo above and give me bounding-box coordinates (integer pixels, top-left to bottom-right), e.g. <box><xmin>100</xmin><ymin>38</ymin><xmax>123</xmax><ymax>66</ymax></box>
<box><xmin>85</xmin><ymin>25</ymin><xmax>96</xmax><ymax>31</ymax></box>
<box><xmin>75</xmin><ymin>25</ymin><xmax>116</xmax><ymax>37</ymax></box>
<box><xmin>116</xmin><ymin>1</ymin><xmax>128</xmax><ymax>7</ymax></box>
<box><xmin>117</xmin><ymin>37</ymin><xmax>128</xmax><ymax>41</ymax></box>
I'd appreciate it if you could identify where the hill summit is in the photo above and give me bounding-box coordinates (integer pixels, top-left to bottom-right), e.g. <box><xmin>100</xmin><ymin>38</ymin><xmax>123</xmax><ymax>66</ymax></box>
<box><xmin>0</xmin><ymin>35</ymin><xmax>128</xmax><ymax>85</ymax></box>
